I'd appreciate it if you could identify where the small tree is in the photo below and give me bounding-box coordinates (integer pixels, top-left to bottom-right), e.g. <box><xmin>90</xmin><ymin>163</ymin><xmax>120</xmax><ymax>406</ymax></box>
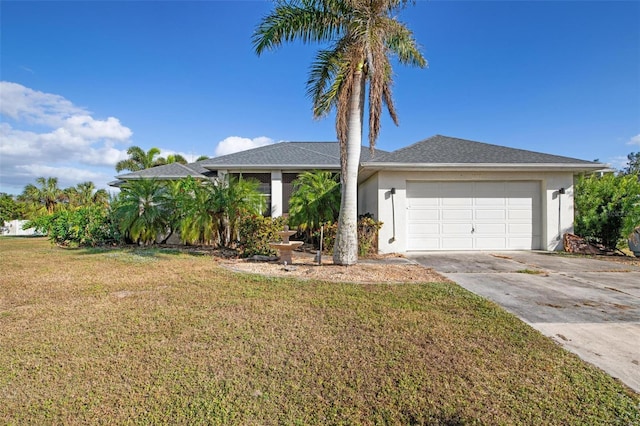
<box><xmin>288</xmin><ymin>171</ymin><xmax>340</xmax><ymax>241</ymax></box>
<box><xmin>575</xmin><ymin>173</ymin><xmax>640</xmax><ymax>249</ymax></box>
<box><xmin>113</xmin><ymin>179</ymin><xmax>169</xmax><ymax>245</ymax></box>
<box><xmin>0</xmin><ymin>193</ymin><xmax>25</xmax><ymax>224</ymax></box>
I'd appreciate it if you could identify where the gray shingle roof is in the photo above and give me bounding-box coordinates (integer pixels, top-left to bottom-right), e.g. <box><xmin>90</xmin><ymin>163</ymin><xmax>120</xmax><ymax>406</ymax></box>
<box><xmin>199</xmin><ymin>142</ymin><xmax>383</xmax><ymax>169</ymax></box>
<box><xmin>370</xmin><ymin>135</ymin><xmax>600</xmax><ymax>165</ymax></box>
<box><xmin>112</xmin><ymin>136</ymin><xmax>603</xmax><ymax>186</ymax></box>
<box><xmin>116</xmin><ymin>162</ymin><xmax>211</xmax><ymax>180</ymax></box>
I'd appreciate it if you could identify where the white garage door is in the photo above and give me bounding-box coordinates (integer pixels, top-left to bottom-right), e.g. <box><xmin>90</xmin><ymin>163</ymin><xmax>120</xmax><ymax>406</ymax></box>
<box><xmin>407</xmin><ymin>181</ymin><xmax>541</xmax><ymax>250</ymax></box>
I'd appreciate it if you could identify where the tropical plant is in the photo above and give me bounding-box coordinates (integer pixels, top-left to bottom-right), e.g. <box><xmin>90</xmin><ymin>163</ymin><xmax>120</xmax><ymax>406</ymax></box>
<box><xmin>575</xmin><ymin>173</ymin><xmax>640</xmax><ymax>250</ymax></box>
<box><xmin>157</xmin><ymin>154</ymin><xmax>188</xmax><ymax>166</ymax></box>
<box><xmin>26</xmin><ymin>205</ymin><xmax>119</xmax><ymax>247</ymax></box>
<box><xmin>288</xmin><ymin>171</ymin><xmax>340</xmax><ymax>239</ymax></box>
<box><xmin>238</xmin><ymin>214</ymin><xmax>288</xmax><ymax>257</ymax></box>
<box><xmin>214</xmin><ymin>176</ymin><xmax>267</xmax><ymax>247</ymax></box>
<box><xmin>113</xmin><ymin>179</ymin><xmax>169</xmax><ymax>245</ymax></box>
<box><xmin>254</xmin><ymin>0</ymin><xmax>426</xmax><ymax>264</ymax></box>
<box><xmin>179</xmin><ymin>178</ymin><xmax>220</xmax><ymax>245</ymax></box>
<box><xmin>0</xmin><ymin>193</ymin><xmax>25</xmax><ymax>224</ymax></box>
<box><xmin>19</xmin><ymin>177</ymin><xmax>67</xmax><ymax>216</ymax></box>
<box><xmin>66</xmin><ymin>181</ymin><xmax>109</xmax><ymax>209</ymax></box>
<box><xmin>115</xmin><ymin>146</ymin><xmax>164</xmax><ymax>172</ymax></box>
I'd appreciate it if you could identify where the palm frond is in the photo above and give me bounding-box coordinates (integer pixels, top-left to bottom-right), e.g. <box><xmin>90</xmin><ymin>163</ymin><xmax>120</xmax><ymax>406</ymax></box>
<box><xmin>253</xmin><ymin>0</ymin><xmax>347</xmax><ymax>54</ymax></box>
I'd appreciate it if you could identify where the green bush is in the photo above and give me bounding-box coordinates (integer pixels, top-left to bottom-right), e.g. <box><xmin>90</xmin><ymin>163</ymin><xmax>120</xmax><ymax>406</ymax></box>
<box><xmin>575</xmin><ymin>173</ymin><xmax>640</xmax><ymax>249</ymax></box>
<box><xmin>26</xmin><ymin>206</ymin><xmax>121</xmax><ymax>247</ymax></box>
<box><xmin>237</xmin><ymin>214</ymin><xmax>288</xmax><ymax>257</ymax></box>
<box><xmin>320</xmin><ymin>214</ymin><xmax>383</xmax><ymax>257</ymax></box>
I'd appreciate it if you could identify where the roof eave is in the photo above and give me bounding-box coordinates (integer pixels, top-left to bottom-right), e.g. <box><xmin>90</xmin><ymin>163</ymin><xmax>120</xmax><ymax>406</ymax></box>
<box><xmin>202</xmin><ymin>164</ymin><xmax>341</xmax><ymax>171</ymax></box>
<box><xmin>360</xmin><ymin>162</ymin><xmax>607</xmax><ymax>172</ymax></box>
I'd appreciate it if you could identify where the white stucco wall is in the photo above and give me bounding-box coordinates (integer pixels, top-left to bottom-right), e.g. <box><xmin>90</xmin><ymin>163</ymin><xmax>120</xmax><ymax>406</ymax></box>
<box><xmin>357</xmin><ymin>174</ymin><xmax>379</xmax><ymax>219</ymax></box>
<box><xmin>2</xmin><ymin>220</ymin><xmax>38</xmax><ymax>236</ymax></box>
<box><xmin>371</xmin><ymin>170</ymin><xmax>576</xmax><ymax>254</ymax></box>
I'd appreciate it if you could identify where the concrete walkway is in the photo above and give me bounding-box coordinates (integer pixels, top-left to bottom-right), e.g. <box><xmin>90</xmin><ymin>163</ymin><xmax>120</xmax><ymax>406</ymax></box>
<box><xmin>410</xmin><ymin>251</ymin><xmax>640</xmax><ymax>393</ymax></box>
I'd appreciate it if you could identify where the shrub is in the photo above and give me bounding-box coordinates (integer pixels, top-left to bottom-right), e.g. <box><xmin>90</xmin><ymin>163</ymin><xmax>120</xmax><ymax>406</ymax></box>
<box><xmin>238</xmin><ymin>214</ymin><xmax>288</xmax><ymax>257</ymax></box>
<box><xmin>26</xmin><ymin>206</ymin><xmax>120</xmax><ymax>247</ymax></box>
<box><xmin>574</xmin><ymin>173</ymin><xmax>640</xmax><ymax>249</ymax></box>
<box><xmin>320</xmin><ymin>214</ymin><xmax>383</xmax><ymax>257</ymax></box>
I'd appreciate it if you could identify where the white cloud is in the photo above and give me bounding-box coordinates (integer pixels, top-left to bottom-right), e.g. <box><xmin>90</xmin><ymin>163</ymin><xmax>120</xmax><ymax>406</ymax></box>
<box><xmin>627</xmin><ymin>134</ymin><xmax>640</xmax><ymax>146</ymax></box>
<box><xmin>214</xmin><ymin>136</ymin><xmax>274</xmax><ymax>157</ymax></box>
<box><xmin>607</xmin><ymin>155</ymin><xmax>629</xmax><ymax>171</ymax></box>
<box><xmin>0</xmin><ymin>81</ymin><xmax>133</xmax><ymax>193</ymax></box>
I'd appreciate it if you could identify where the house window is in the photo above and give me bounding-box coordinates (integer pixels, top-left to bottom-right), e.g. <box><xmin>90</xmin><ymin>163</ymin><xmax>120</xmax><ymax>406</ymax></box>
<box><xmin>231</xmin><ymin>172</ymin><xmax>271</xmax><ymax>216</ymax></box>
<box><xmin>282</xmin><ymin>173</ymin><xmax>300</xmax><ymax>214</ymax></box>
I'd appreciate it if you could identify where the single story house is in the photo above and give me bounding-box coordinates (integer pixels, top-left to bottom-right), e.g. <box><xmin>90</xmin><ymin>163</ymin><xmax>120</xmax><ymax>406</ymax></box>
<box><xmin>113</xmin><ymin>135</ymin><xmax>605</xmax><ymax>253</ymax></box>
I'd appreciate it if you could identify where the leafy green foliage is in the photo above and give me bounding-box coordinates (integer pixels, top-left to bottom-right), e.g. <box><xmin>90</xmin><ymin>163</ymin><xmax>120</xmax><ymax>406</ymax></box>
<box><xmin>238</xmin><ymin>214</ymin><xmax>288</xmax><ymax>257</ymax></box>
<box><xmin>575</xmin><ymin>173</ymin><xmax>640</xmax><ymax>249</ymax></box>
<box><xmin>19</xmin><ymin>176</ymin><xmax>66</xmax><ymax>216</ymax></box>
<box><xmin>115</xmin><ymin>146</ymin><xmax>164</xmax><ymax>172</ymax></box>
<box><xmin>65</xmin><ymin>181</ymin><xmax>109</xmax><ymax>210</ymax></box>
<box><xmin>113</xmin><ymin>179</ymin><xmax>169</xmax><ymax>245</ymax></box>
<box><xmin>288</xmin><ymin>171</ymin><xmax>340</xmax><ymax>239</ymax></box>
<box><xmin>0</xmin><ymin>193</ymin><xmax>25</xmax><ymax>224</ymax></box>
<box><xmin>321</xmin><ymin>214</ymin><xmax>383</xmax><ymax>257</ymax></box>
<box><xmin>25</xmin><ymin>205</ymin><xmax>120</xmax><ymax>247</ymax></box>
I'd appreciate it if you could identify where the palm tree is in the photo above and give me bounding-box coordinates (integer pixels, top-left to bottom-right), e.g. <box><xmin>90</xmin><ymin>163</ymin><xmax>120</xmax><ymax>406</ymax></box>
<box><xmin>66</xmin><ymin>181</ymin><xmax>110</xmax><ymax>209</ymax></box>
<box><xmin>20</xmin><ymin>177</ymin><xmax>66</xmax><ymax>215</ymax></box>
<box><xmin>180</xmin><ymin>179</ymin><xmax>220</xmax><ymax>245</ymax></box>
<box><xmin>157</xmin><ymin>154</ymin><xmax>188</xmax><ymax>166</ymax></box>
<box><xmin>115</xmin><ymin>146</ymin><xmax>164</xmax><ymax>173</ymax></box>
<box><xmin>179</xmin><ymin>175</ymin><xmax>266</xmax><ymax>247</ymax></box>
<box><xmin>113</xmin><ymin>179</ymin><xmax>168</xmax><ymax>245</ymax></box>
<box><xmin>288</xmin><ymin>171</ymin><xmax>340</xmax><ymax>240</ymax></box>
<box><xmin>254</xmin><ymin>0</ymin><xmax>426</xmax><ymax>264</ymax></box>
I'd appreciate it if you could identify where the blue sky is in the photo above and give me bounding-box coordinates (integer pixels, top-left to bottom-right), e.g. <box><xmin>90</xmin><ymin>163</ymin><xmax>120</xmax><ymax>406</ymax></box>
<box><xmin>1</xmin><ymin>0</ymin><xmax>639</xmax><ymax>195</ymax></box>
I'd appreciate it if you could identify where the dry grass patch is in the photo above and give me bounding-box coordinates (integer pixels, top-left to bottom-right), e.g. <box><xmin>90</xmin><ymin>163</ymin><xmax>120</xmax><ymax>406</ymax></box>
<box><xmin>1</xmin><ymin>237</ymin><xmax>638</xmax><ymax>425</ymax></box>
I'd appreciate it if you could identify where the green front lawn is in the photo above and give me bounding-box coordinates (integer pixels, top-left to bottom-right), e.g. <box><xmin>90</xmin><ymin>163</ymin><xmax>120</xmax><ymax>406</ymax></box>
<box><xmin>1</xmin><ymin>237</ymin><xmax>637</xmax><ymax>424</ymax></box>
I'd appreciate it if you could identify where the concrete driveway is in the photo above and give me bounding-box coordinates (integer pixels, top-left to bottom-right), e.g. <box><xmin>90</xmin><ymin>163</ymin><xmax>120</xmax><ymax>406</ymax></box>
<box><xmin>410</xmin><ymin>251</ymin><xmax>640</xmax><ymax>393</ymax></box>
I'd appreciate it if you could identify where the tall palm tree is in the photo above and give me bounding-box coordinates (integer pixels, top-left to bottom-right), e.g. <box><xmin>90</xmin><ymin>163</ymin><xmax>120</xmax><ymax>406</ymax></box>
<box><xmin>115</xmin><ymin>146</ymin><xmax>164</xmax><ymax>173</ymax></box>
<box><xmin>20</xmin><ymin>177</ymin><xmax>66</xmax><ymax>215</ymax></box>
<box><xmin>254</xmin><ymin>0</ymin><xmax>426</xmax><ymax>264</ymax></box>
<box><xmin>288</xmin><ymin>171</ymin><xmax>340</xmax><ymax>239</ymax></box>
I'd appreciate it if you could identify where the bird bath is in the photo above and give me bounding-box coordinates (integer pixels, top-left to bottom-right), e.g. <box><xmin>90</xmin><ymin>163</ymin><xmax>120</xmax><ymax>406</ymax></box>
<box><xmin>269</xmin><ymin>225</ymin><xmax>303</xmax><ymax>264</ymax></box>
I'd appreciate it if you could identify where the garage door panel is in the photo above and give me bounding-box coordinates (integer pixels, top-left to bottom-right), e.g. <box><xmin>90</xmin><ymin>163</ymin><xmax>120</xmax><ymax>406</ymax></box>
<box><xmin>508</xmin><ymin>197</ymin><xmax>533</xmax><ymax>206</ymax></box>
<box><xmin>509</xmin><ymin>223</ymin><xmax>532</xmax><ymax>233</ymax></box>
<box><xmin>442</xmin><ymin>223</ymin><xmax>472</xmax><ymax>234</ymax></box>
<box><xmin>475</xmin><ymin>209</ymin><xmax>506</xmax><ymax>220</ymax></box>
<box><xmin>508</xmin><ymin>209</ymin><xmax>532</xmax><ymax>220</ymax></box>
<box><xmin>406</xmin><ymin>181</ymin><xmax>541</xmax><ymax>250</ymax></box>
<box><xmin>408</xmin><ymin>223</ymin><xmax>440</xmax><ymax>234</ymax></box>
<box><xmin>442</xmin><ymin>209</ymin><xmax>473</xmax><ymax>220</ymax></box>
<box><xmin>408</xmin><ymin>209</ymin><xmax>439</xmax><ymax>221</ymax></box>
<box><xmin>441</xmin><ymin>197</ymin><xmax>473</xmax><ymax>206</ymax></box>
<box><xmin>475</xmin><ymin>223</ymin><xmax>507</xmax><ymax>234</ymax></box>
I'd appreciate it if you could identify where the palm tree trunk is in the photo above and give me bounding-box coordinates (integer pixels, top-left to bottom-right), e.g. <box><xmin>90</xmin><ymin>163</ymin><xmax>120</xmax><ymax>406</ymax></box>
<box><xmin>333</xmin><ymin>70</ymin><xmax>364</xmax><ymax>265</ymax></box>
